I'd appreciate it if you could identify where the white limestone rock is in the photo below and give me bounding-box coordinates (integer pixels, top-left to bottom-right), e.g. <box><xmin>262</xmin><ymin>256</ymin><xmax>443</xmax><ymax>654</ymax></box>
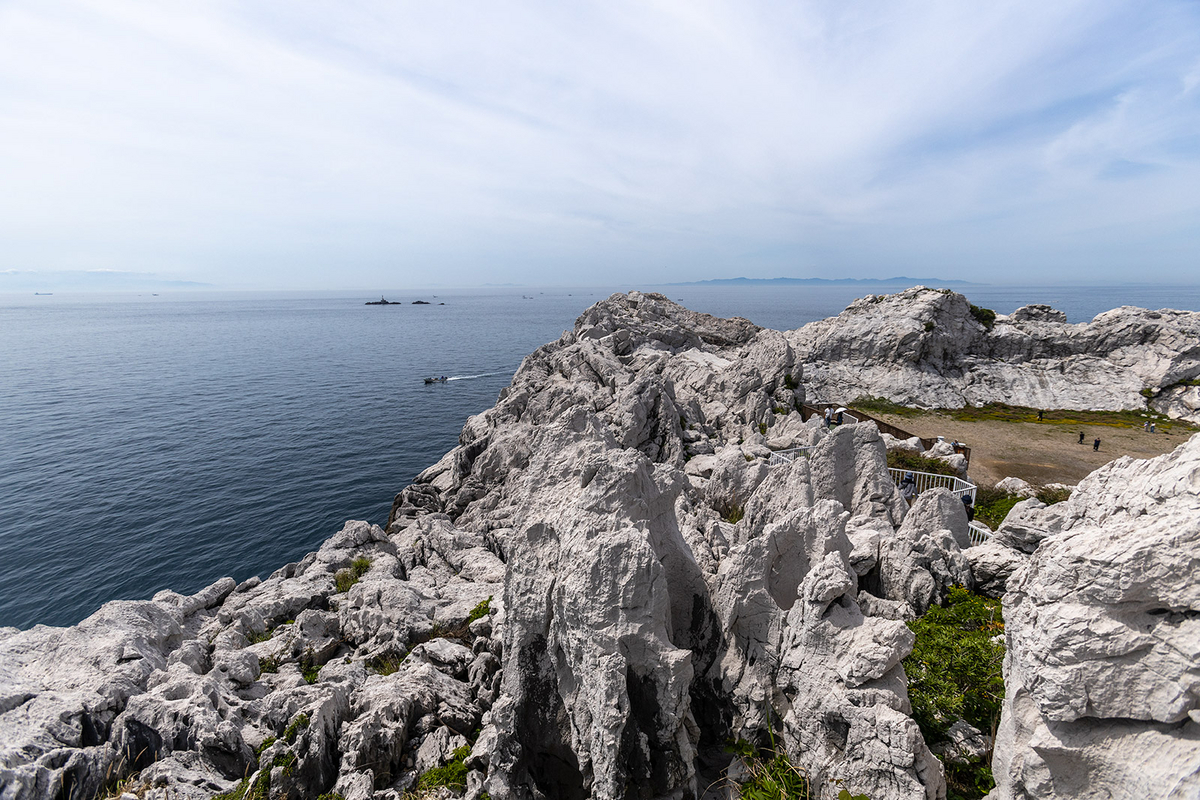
<box><xmin>788</xmin><ymin>287</ymin><xmax>1200</xmax><ymax>418</ymax></box>
<box><xmin>993</xmin><ymin>477</ymin><xmax>1037</xmax><ymax>498</ymax></box>
<box><xmin>990</xmin><ymin>434</ymin><xmax>1200</xmax><ymax>799</ymax></box>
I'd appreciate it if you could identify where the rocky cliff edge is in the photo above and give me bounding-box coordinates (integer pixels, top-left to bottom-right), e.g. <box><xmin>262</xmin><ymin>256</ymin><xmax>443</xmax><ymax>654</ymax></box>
<box><xmin>2</xmin><ymin>290</ymin><xmax>1198</xmax><ymax>800</ymax></box>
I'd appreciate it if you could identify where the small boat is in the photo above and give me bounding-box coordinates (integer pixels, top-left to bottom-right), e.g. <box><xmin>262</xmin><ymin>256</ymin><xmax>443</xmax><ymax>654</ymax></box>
<box><xmin>424</xmin><ymin>376</ymin><xmax>449</xmax><ymax>384</ymax></box>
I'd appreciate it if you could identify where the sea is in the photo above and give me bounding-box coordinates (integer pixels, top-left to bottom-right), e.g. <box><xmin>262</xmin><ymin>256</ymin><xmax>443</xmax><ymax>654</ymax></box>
<box><xmin>4</xmin><ymin>282</ymin><xmax>1199</xmax><ymax>630</ymax></box>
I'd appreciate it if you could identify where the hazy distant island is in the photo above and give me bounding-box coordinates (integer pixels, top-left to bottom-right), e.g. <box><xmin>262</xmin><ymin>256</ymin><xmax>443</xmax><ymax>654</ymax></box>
<box><xmin>3</xmin><ymin>287</ymin><xmax>1198</xmax><ymax>800</ymax></box>
<box><xmin>670</xmin><ymin>275</ymin><xmax>977</xmax><ymax>286</ymax></box>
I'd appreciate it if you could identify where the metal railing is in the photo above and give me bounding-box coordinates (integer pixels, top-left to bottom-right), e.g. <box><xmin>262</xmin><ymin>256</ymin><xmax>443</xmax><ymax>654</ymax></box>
<box><xmin>768</xmin><ymin>446</ymin><xmax>818</xmax><ymax>466</ymax></box>
<box><xmin>889</xmin><ymin>467</ymin><xmax>977</xmax><ymax>503</ymax></box>
<box><xmin>967</xmin><ymin>521</ymin><xmax>993</xmax><ymax>547</ymax></box>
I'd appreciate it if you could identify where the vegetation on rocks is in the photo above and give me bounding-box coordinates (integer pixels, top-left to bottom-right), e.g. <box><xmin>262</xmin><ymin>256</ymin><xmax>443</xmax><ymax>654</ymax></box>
<box><xmin>284</xmin><ymin>713</ymin><xmax>310</xmax><ymax>743</ymax></box>
<box><xmin>972</xmin><ymin>488</ymin><xmax>1022</xmax><ymax>530</ymax></box>
<box><xmin>335</xmin><ymin>556</ymin><xmax>372</xmax><ymax>593</ymax></box>
<box><xmin>467</xmin><ymin>596</ymin><xmax>492</xmax><ymax>623</ymax></box>
<box><xmin>886</xmin><ymin>449</ymin><xmax>960</xmax><ymax>478</ymax></box>
<box><xmin>968</xmin><ymin>305</ymin><xmax>996</xmax><ymax>330</ymax></box>
<box><xmin>415</xmin><ymin>745</ymin><xmax>471</xmax><ymax>793</ymax></box>
<box><xmin>904</xmin><ymin>586</ymin><xmax>1005</xmax><ymax>800</ymax></box>
<box><xmin>854</xmin><ymin>397</ymin><xmax>1196</xmax><ymax>434</ymax></box>
<box><xmin>725</xmin><ymin>739</ymin><xmax>810</xmax><ymax>800</ymax></box>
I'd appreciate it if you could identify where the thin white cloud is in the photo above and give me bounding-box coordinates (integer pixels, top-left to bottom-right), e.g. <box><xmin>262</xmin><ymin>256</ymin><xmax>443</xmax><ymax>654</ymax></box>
<box><xmin>0</xmin><ymin>0</ymin><xmax>1197</xmax><ymax>287</ymax></box>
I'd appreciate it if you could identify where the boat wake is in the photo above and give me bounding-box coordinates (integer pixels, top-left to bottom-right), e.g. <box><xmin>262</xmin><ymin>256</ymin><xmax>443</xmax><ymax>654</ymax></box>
<box><xmin>446</xmin><ymin>368</ymin><xmax>514</xmax><ymax>381</ymax></box>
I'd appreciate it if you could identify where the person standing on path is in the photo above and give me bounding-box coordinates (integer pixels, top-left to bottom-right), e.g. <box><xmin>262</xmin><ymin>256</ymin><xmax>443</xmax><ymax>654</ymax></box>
<box><xmin>1094</xmin><ymin>438</ymin><xmax>1101</xmax><ymax>451</ymax></box>
<box><xmin>1078</xmin><ymin>431</ymin><xmax>1085</xmax><ymax>444</ymax></box>
<box><xmin>1038</xmin><ymin>409</ymin><xmax>1044</xmax><ymax>421</ymax></box>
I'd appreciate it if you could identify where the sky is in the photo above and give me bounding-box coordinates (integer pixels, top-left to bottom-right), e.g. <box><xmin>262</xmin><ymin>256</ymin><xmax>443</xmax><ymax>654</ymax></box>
<box><xmin>1</xmin><ymin>1</ymin><xmax>1199</xmax><ymax>289</ymax></box>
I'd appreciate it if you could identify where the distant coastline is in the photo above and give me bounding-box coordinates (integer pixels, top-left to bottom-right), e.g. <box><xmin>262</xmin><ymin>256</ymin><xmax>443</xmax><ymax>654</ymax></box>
<box><xmin>668</xmin><ymin>276</ymin><xmax>976</xmax><ymax>286</ymax></box>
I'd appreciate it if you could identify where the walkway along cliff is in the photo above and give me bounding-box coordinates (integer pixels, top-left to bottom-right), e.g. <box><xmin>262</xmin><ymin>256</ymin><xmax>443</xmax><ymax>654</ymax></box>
<box><xmin>2</xmin><ymin>289</ymin><xmax>1198</xmax><ymax>800</ymax></box>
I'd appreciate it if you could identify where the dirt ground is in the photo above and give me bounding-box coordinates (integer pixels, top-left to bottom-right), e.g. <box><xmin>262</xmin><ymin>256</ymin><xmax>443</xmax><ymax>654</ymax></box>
<box><xmin>871</xmin><ymin>411</ymin><xmax>1196</xmax><ymax>488</ymax></box>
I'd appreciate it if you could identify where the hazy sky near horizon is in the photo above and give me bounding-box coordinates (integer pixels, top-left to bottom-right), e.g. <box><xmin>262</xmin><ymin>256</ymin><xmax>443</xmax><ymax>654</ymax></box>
<box><xmin>2</xmin><ymin>1</ymin><xmax>1199</xmax><ymax>289</ymax></box>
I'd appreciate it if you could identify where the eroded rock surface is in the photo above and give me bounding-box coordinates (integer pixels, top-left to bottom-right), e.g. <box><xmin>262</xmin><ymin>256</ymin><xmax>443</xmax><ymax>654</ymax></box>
<box><xmin>788</xmin><ymin>287</ymin><xmax>1200</xmax><ymax>418</ymax></box>
<box><xmin>5</xmin><ymin>290</ymin><xmax>1198</xmax><ymax>800</ymax></box>
<box><xmin>991</xmin><ymin>435</ymin><xmax>1200</xmax><ymax>799</ymax></box>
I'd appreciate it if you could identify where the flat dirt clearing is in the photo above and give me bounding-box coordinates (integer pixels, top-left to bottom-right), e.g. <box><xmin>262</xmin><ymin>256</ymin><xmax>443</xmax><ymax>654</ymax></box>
<box><xmin>871</xmin><ymin>411</ymin><xmax>1196</xmax><ymax>487</ymax></box>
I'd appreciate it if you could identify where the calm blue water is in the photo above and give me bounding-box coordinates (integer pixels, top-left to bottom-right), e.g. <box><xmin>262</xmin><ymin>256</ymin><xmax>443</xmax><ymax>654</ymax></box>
<box><xmin>3</xmin><ymin>283</ymin><xmax>1198</xmax><ymax>629</ymax></box>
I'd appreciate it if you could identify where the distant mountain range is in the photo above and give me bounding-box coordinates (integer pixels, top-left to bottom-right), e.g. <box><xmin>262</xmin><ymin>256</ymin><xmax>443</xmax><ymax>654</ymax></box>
<box><xmin>0</xmin><ymin>270</ymin><xmax>211</xmax><ymax>291</ymax></box>
<box><xmin>668</xmin><ymin>276</ymin><xmax>976</xmax><ymax>286</ymax></box>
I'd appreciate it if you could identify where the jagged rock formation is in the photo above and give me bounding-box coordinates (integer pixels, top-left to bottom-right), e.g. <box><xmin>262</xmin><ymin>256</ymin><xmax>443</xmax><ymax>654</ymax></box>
<box><xmin>3</xmin><ymin>289</ymin><xmax>1198</xmax><ymax>800</ymax></box>
<box><xmin>788</xmin><ymin>287</ymin><xmax>1200</xmax><ymax>420</ymax></box>
<box><xmin>989</xmin><ymin>435</ymin><xmax>1200</xmax><ymax>799</ymax></box>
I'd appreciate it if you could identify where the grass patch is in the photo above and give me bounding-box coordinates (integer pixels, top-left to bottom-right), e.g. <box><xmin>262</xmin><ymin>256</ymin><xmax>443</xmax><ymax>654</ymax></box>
<box><xmin>773</xmin><ymin>406</ymin><xmax>790</xmax><ymax>415</ymax></box>
<box><xmin>924</xmin><ymin>321</ymin><xmax>935</xmax><ymax>332</ymax></box>
<box><xmin>415</xmin><ymin>745</ymin><xmax>471</xmax><ymax>793</ymax></box>
<box><xmin>721</xmin><ymin>504</ymin><xmax>745</xmax><ymax>524</ymax></box>
<box><xmin>783</xmin><ymin>373</ymin><xmax>798</xmax><ymax>390</ymax></box>
<box><xmin>254</xmin><ymin>737</ymin><xmax>277</xmax><ymax>759</ymax></box>
<box><xmin>904</xmin><ymin>586</ymin><xmax>1004</xmax><ymax>800</ymax></box>
<box><xmin>886</xmin><ymin>449</ymin><xmax>960</xmax><ymax>478</ymax></box>
<box><xmin>270</xmin><ymin>751</ymin><xmax>296</xmax><ymax>777</ymax></box>
<box><xmin>367</xmin><ymin>651</ymin><xmax>408</xmax><ymax>676</ymax></box>
<box><xmin>284</xmin><ymin>713</ymin><xmax>309</xmax><ymax>744</ymax></box>
<box><xmin>944</xmin><ymin>402</ymin><xmax>1191</xmax><ymax>431</ymax></box>
<box><xmin>758</xmin><ymin>422</ymin><xmax>768</xmax><ymax>435</ymax></box>
<box><xmin>258</xmin><ymin>655</ymin><xmax>279</xmax><ymax>674</ymax></box>
<box><xmin>334</xmin><ymin>556</ymin><xmax>371</xmax><ymax>594</ymax></box>
<box><xmin>246</xmin><ymin>628</ymin><xmax>273</xmax><ymax>644</ymax></box>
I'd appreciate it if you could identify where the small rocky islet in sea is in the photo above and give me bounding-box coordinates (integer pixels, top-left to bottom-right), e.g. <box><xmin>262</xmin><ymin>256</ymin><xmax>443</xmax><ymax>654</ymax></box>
<box><xmin>2</xmin><ymin>288</ymin><xmax>1198</xmax><ymax>800</ymax></box>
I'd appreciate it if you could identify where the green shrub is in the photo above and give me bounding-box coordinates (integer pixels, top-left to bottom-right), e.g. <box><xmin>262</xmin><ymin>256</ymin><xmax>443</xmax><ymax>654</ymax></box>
<box><xmin>468</xmin><ymin>596</ymin><xmax>493</xmax><ymax>623</ymax></box>
<box><xmin>316</xmin><ymin>794</ymin><xmax>345</xmax><ymax>800</ymax></box>
<box><xmin>722</xmin><ymin>505</ymin><xmax>745</xmax><ymax>524</ymax></box>
<box><xmin>259</xmin><ymin>655</ymin><xmax>279</xmax><ymax>674</ymax></box>
<box><xmin>416</xmin><ymin>745</ymin><xmax>471</xmax><ymax>792</ymax></box>
<box><xmin>924</xmin><ymin>321</ymin><xmax>936</xmax><ymax>332</ymax></box>
<box><xmin>334</xmin><ymin>556</ymin><xmax>372</xmax><ymax>593</ymax></box>
<box><xmin>886</xmin><ymin>449</ymin><xmax>960</xmax><ymax>478</ymax></box>
<box><xmin>851</xmin><ymin>396</ymin><xmax>920</xmax><ymax>418</ymax></box>
<box><xmin>783</xmin><ymin>373</ymin><xmax>798</xmax><ymax>390</ymax></box>
<box><xmin>758</xmin><ymin>422</ymin><xmax>768</xmax><ymax>435</ymax></box>
<box><xmin>1035</xmin><ymin>486</ymin><xmax>1071</xmax><ymax>505</ymax></box>
<box><xmin>968</xmin><ymin>305</ymin><xmax>996</xmax><ymax>330</ymax></box>
<box><xmin>972</xmin><ymin>487</ymin><xmax>1022</xmax><ymax>530</ymax></box>
<box><xmin>284</xmin><ymin>713</ymin><xmax>309</xmax><ymax>744</ymax></box>
<box><xmin>904</xmin><ymin>586</ymin><xmax>1004</xmax><ymax>800</ymax></box>
<box><xmin>725</xmin><ymin>739</ymin><xmax>810</xmax><ymax>799</ymax></box>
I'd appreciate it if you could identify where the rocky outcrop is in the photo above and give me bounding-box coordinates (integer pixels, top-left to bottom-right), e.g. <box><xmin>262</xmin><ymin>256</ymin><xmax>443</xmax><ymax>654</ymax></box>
<box><xmin>990</xmin><ymin>434</ymin><xmax>1200</xmax><ymax>799</ymax></box>
<box><xmin>5</xmin><ymin>290</ymin><xmax>1198</xmax><ymax>800</ymax></box>
<box><xmin>0</xmin><ymin>520</ymin><xmax>502</xmax><ymax>800</ymax></box>
<box><xmin>788</xmin><ymin>286</ymin><xmax>1200</xmax><ymax>418</ymax></box>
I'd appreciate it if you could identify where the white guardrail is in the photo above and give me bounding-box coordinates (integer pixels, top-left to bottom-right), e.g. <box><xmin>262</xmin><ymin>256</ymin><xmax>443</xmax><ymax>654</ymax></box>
<box><xmin>967</xmin><ymin>521</ymin><xmax>994</xmax><ymax>547</ymax></box>
<box><xmin>768</xmin><ymin>446</ymin><xmax>819</xmax><ymax>466</ymax></box>
<box><xmin>887</xmin><ymin>467</ymin><xmax>977</xmax><ymax>503</ymax></box>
